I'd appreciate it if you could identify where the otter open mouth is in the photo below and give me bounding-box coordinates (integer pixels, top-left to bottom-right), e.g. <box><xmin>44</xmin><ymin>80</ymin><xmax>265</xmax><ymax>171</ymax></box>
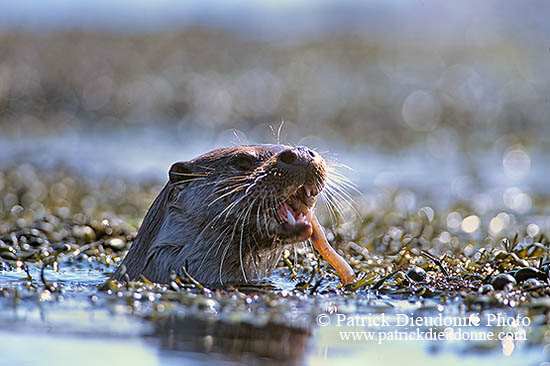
<box><xmin>276</xmin><ymin>185</ymin><xmax>318</xmax><ymax>241</ymax></box>
<box><xmin>274</xmin><ymin>184</ymin><xmax>357</xmax><ymax>285</ymax></box>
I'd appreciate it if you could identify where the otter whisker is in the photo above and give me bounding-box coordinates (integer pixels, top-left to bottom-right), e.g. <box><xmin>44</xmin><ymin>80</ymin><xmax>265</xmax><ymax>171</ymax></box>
<box><xmin>216</xmin><ymin>175</ymin><xmax>253</xmax><ymax>184</ymax></box>
<box><xmin>262</xmin><ymin>192</ymin><xmax>277</xmax><ymax>238</ymax></box>
<box><xmin>262</xmin><ymin>194</ymin><xmax>274</xmax><ymax>236</ymax></box>
<box><xmin>245</xmin><ymin>182</ymin><xmax>258</xmax><ymax>195</ymax></box>
<box><xmin>211</xmin><ymin>175</ymin><xmax>251</xmax><ymax>186</ymax></box>
<box><xmin>238</xmin><ymin>201</ymin><xmax>256</xmax><ymax>282</ymax></box>
<box><xmin>171</xmin><ymin>177</ymin><xmax>208</xmax><ymax>187</ymax></box>
<box><xmin>326</xmin><ymin>173</ymin><xmax>361</xmax><ymax>197</ymax></box>
<box><xmin>319</xmin><ymin>187</ymin><xmax>346</xmax><ymax>222</ymax></box>
<box><xmin>213</xmin><ymin>224</ymin><xmax>233</xmax><ymax>258</ymax></box>
<box><xmin>220</xmin><ymin>195</ymin><xmax>254</xmax><ymax>283</ymax></box>
<box><xmin>253</xmin><ymin>172</ymin><xmax>269</xmax><ymax>183</ymax></box>
<box><xmin>188</xmin><ymin>174</ymin><xmax>250</xmax><ymax>191</ymax></box>
<box><xmin>319</xmin><ymin>192</ymin><xmax>337</xmax><ymax>222</ymax></box>
<box><xmin>327</xmin><ymin>182</ymin><xmax>356</xmax><ymax>204</ymax></box>
<box><xmin>325</xmin><ymin>181</ymin><xmax>355</xmax><ymax>211</ymax></box>
<box><xmin>326</xmin><ymin>168</ymin><xmax>362</xmax><ymax>202</ymax></box>
<box><xmin>207</xmin><ymin>180</ymin><xmax>250</xmax><ymax>199</ymax></box>
<box><xmin>324</xmin><ymin>185</ymin><xmax>348</xmax><ymax>215</ymax></box>
<box><xmin>223</xmin><ymin>191</ymin><xmax>255</xmax><ymax>220</ymax></box>
<box><xmin>326</xmin><ymin>167</ymin><xmax>359</xmax><ymax>203</ymax></box>
<box><xmin>256</xmin><ymin>195</ymin><xmax>265</xmax><ymax>238</ymax></box>
<box><xmin>195</xmin><ymin>164</ymin><xmax>217</xmax><ymax>171</ymax></box>
<box><xmin>193</xmin><ymin>191</ymin><xmax>253</xmax><ymax>247</ymax></box>
<box><xmin>219</xmin><ymin>219</ymin><xmax>243</xmax><ymax>284</ymax></box>
<box><xmin>325</xmin><ymin>178</ymin><xmax>360</xmax><ymax>218</ymax></box>
<box><xmin>207</xmin><ymin>184</ymin><xmax>250</xmax><ymax>207</ymax></box>
<box><xmin>218</xmin><ymin>238</ymin><xmax>232</xmax><ymax>285</ymax></box>
<box><xmin>170</xmin><ymin>172</ymin><xmax>209</xmax><ymax>177</ymax></box>
<box><xmin>196</xmin><ymin>225</ymin><xmax>231</xmax><ymax>273</ymax></box>
<box><xmin>326</xmin><ymin>161</ymin><xmax>354</xmax><ymax>171</ymax></box>
<box><xmin>250</xmin><ymin>234</ymin><xmax>262</xmax><ymax>273</ymax></box>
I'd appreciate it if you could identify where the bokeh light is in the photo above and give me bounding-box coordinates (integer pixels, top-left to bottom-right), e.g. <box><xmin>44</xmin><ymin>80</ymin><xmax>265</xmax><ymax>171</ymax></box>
<box><xmin>503</xmin><ymin>146</ymin><xmax>531</xmax><ymax>180</ymax></box>
<box><xmin>461</xmin><ymin>215</ymin><xmax>480</xmax><ymax>233</ymax></box>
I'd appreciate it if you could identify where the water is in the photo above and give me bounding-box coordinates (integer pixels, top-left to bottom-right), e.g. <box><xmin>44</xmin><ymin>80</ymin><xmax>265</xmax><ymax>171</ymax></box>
<box><xmin>1</xmin><ymin>262</ymin><xmax>542</xmax><ymax>365</ymax></box>
<box><xmin>2</xmin><ymin>125</ymin><xmax>548</xmax><ymax>208</ymax></box>
<box><xmin>1</xmin><ymin>128</ymin><xmax>548</xmax><ymax>365</ymax></box>
<box><xmin>3</xmin><ymin>0</ymin><xmax>550</xmax><ymax>45</ymax></box>
<box><xmin>2</xmin><ymin>1</ymin><xmax>550</xmax><ymax>363</ymax></box>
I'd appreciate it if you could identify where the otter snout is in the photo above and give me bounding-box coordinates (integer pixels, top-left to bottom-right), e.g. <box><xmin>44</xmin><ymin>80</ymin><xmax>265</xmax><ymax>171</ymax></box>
<box><xmin>276</xmin><ymin>146</ymin><xmax>321</xmax><ymax>172</ymax></box>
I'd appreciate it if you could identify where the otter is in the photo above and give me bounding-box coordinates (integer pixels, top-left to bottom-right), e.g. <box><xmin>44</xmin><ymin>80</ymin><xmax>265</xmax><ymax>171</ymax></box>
<box><xmin>112</xmin><ymin>144</ymin><xmax>328</xmax><ymax>285</ymax></box>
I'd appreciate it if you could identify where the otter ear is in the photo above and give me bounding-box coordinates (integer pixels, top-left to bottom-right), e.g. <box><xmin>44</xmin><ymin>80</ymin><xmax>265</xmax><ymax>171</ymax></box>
<box><xmin>169</xmin><ymin>161</ymin><xmax>194</xmax><ymax>184</ymax></box>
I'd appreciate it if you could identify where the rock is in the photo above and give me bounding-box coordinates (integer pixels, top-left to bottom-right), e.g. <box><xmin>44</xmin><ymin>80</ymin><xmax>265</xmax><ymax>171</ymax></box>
<box><xmin>522</xmin><ymin>278</ymin><xmax>543</xmax><ymax>289</ymax></box>
<box><xmin>406</xmin><ymin>266</ymin><xmax>426</xmax><ymax>282</ymax></box>
<box><xmin>106</xmin><ymin>238</ymin><xmax>126</xmax><ymax>251</ymax></box>
<box><xmin>514</xmin><ymin>267</ymin><xmax>547</xmax><ymax>282</ymax></box>
<box><xmin>478</xmin><ymin>284</ymin><xmax>494</xmax><ymax>294</ymax></box>
<box><xmin>490</xmin><ymin>273</ymin><xmax>517</xmax><ymax>291</ymax></box>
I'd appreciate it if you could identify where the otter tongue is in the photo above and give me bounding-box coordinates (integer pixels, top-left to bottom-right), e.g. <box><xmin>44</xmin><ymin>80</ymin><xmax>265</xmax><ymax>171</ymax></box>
<box><xmin>310</xmin><ymin>214</ymin><xmax>356</xmax><ymax>285</ymax></box>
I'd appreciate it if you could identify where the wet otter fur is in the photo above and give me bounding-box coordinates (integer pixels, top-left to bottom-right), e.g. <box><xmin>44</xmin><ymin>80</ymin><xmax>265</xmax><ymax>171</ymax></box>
<box><xmin>112</xmin><ymin>144</ymin><xmax>328</xmax><ymax>285</ymax></box>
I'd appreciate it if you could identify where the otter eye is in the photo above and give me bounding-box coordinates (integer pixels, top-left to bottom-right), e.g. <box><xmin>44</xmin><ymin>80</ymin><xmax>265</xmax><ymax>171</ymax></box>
<box><xmin>231</xmin><ymin>155</ymin><xmax>256</xmax><ymax>171</ymax></box>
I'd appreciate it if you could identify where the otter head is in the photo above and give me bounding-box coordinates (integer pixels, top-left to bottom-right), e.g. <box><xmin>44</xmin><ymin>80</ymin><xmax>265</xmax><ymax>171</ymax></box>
<box><xmin>115</xmin><ymin>144</ymin><xmax>329</xmax><ymax>285</ymax></box>
<box><xmin>169</xmin><ymin>144</ymin><xmax>327</xmax><ymax>247</ymax></box>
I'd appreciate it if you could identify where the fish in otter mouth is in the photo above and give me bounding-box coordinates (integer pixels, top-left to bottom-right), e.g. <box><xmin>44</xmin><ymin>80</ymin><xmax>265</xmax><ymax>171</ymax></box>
<box><xmin>112</xmin><ymin>144</ymin><xmax>355</xmax><ymax>286</ymax></box>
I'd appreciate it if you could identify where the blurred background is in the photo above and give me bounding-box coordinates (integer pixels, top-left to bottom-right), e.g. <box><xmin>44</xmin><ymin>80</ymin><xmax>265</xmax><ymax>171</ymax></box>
<box><xmin>2</xmin><ymin>3</ymin><xmax>550</xmax><ymax>365</ymax></box>
<box><xmin>1</xmin><ymin>0</ymin><xmax>550</xmax><ymax>211</ymax></box>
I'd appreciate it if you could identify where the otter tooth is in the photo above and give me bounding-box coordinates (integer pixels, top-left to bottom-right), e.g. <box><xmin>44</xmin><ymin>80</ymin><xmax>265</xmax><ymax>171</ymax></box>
<box><xmin>286</xmin><ymin>208</ymin><xmax>296</xmax><ymax>225</ymax></box>
<box><xmin>305</xmin><ymin>186</ymin><xmax>312</xmax><ymax>197</ymax></box>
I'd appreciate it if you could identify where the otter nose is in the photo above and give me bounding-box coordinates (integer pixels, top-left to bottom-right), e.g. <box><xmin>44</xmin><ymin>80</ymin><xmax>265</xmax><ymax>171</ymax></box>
<box><xmin>277</xmin><ymin>146</ymin><xmax>317</xmax><ymax>170</ymax></box>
